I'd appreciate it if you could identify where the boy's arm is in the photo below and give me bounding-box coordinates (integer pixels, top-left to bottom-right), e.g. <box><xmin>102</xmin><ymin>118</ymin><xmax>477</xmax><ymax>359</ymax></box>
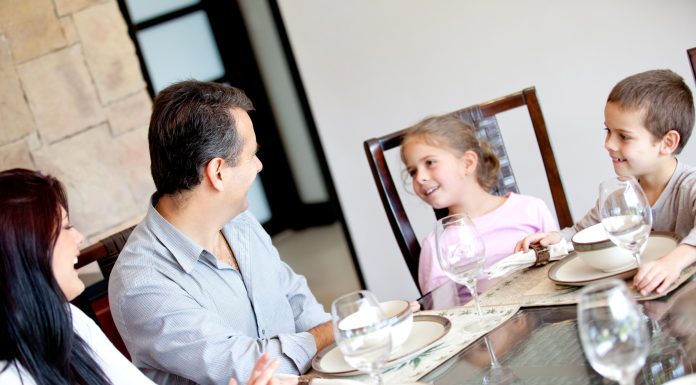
<box><xmin>634</xmin><ymin>243</ymin><xmax>696</xmax><ymax>295</ymax></box>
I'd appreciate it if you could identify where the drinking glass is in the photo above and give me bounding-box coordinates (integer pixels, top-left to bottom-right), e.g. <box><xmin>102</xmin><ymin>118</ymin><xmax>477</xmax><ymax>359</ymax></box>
<box><xmin>435</xmin><ymin>213</ymin><xmax>491</xmax><ymax>330</ymax></box>
<box><xmin>599</xmin><ymin>176</ymin><xmax>653</xmax><ymax>266</ymax></box>
<box><xmin>578</xmin><ymin>279</ymin><xmax>650</xmax><ymax>385</ymax></box>
<box><xmin>331</xmin><ymin>290</ymin><xmax>392</xmax><ymax>385</ymax></box>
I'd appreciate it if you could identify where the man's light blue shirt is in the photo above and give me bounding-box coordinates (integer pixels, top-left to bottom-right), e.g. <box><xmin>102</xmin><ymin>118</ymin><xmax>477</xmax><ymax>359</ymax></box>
<box><xmin>108</xmin><ymin>201</ymin><xmax>331</xmax><ymax>385</ymax></box>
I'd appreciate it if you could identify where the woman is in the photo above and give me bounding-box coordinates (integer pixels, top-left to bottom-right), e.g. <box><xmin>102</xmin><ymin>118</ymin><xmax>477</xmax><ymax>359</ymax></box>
<box><xmin>0</xmin><ymin>169</ymin><xmax>288</xmax><ymax>385</ymax></box>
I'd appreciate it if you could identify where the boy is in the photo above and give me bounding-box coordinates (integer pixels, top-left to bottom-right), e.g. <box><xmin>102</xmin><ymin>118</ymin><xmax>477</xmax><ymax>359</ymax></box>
<box><xmin>516</xmin><ymin>69</ymin><xmax>696</xmax><ymax>296</ymax></box>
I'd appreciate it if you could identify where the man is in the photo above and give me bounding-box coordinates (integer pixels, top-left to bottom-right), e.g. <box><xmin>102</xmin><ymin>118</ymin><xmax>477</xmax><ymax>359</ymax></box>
<box><xmin>109</xmin><ymin>81</ymin><xmax>333</xmax><ymax>385</ymax></box>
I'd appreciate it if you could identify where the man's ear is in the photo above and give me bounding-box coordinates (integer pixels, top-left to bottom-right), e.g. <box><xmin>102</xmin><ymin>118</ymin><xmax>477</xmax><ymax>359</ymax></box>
<box><xmin>205</xmin><ymin>158</ymin><xmax>226</xmax><ymax>192</ymax></box>
<box><xmin>660</xmin><ymin>130</ymin><xmax>681</xmax><ymax>155</ymax></box>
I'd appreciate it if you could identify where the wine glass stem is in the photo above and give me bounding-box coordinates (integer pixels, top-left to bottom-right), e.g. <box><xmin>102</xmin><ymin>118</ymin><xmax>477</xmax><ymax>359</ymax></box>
<box><xmin>483</xmin><ymin>336</ymin><xmax>500</xmax><ymax>368</ymax></box>
<box><xmin>469</xmin><ymin>282</ymin><xmax>484</xmax><ymax>318</ymax></box>
<box><xmin>632</xmin><ymin>252</ymin><xmax>641</xmax><ymax>266</ymax></box>
<box><xmin>369</xmin><ymin>370</ymin><xmax>384</xmax><ymax>385</ymax></box>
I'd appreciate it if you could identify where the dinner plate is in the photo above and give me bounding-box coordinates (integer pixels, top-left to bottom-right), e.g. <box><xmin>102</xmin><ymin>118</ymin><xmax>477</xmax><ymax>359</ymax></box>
<box><xmin>312</xmin><ymin>314</ymin><xmax>451</xmax><ymax>376</ymax></box>
<box><xmin>662</xmin><ymin>374</ymin><xmax>696</xmax><ymax>385</ymax></box>
<box><xmin>548</xmin><ymin>234</ymin><xmax>678</xmax><ymax>286</ymax></box>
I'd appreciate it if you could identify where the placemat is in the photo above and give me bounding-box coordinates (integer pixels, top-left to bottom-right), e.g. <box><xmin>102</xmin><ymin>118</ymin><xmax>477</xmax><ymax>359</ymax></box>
<box><xmin>323</xmin><ymin>304</ymin><xmax>520</xmax><ymax>383</ymax></box>
<box><xmin>475</xmin><ymin>261</ymin><xmax>696</xmax><ymax>308</ymax></box>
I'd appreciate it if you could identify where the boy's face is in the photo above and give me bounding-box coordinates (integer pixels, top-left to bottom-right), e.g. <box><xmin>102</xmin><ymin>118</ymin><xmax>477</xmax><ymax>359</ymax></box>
<box><xmin>603</xmin><ymin>102</ymin><xmax>664</xmax><ymax>179</ymax></box>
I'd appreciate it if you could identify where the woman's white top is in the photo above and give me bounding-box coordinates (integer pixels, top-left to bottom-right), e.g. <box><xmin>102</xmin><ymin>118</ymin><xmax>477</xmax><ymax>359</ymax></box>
<box><xmin>0</xmin><ymin>304</ymin><xmax>155</xmax><ymax>384</ymax></box>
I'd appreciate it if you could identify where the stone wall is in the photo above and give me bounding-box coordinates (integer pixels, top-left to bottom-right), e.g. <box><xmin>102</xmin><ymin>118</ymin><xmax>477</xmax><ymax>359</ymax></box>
<box><xmin>0</xmin><ymin>0</ymin><xmax>153</xmax><ymax>243</ymax></box>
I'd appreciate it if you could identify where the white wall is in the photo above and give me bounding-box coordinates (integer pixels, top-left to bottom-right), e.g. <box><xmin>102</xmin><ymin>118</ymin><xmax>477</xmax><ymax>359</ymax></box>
<box><xmin>238</xmin><ymin>0</ymin><xmax>329</xmax><ymax>204</ymax></box>
<box><xmin>277</xmin><ymin>0</ymin><xmax>696</xmax><ymax>300</ymax></box>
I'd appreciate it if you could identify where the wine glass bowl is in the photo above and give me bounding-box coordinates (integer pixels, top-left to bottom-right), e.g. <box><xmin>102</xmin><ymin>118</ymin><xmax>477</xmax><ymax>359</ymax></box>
<box><xmin>599</xmin><ymin>176</ymin><xmax>653</xmax><ymax>267</ymax></box>
<box><xmin>577</xmin><ymin>279</ymin><xmax>650</xmax><ymax>385</ymax></box>
<box><xmin>331</xmin><ymin>290</ymin><xmax>392</xmax><ymax>385</ymax></box>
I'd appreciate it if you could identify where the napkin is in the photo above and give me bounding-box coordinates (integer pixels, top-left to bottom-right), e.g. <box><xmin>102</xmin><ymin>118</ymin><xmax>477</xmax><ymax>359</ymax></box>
<box><xmin>484</xmin><ymin>239</ymin><xmax>573</xmax><ymax>278</ymax></box>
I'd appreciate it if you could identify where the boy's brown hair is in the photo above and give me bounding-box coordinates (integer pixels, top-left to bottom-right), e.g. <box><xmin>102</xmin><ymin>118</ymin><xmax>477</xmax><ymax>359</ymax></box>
<box><xmin>608</xmin><ymin>69</ymin><xmax>694</xmax><ymax>154</ymax></box>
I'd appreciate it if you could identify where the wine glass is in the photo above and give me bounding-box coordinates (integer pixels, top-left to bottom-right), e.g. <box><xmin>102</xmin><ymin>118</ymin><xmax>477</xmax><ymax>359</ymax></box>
<box><xmin>578</xmin><ymin>279</ymin><xmax>650</xmax><ymax>385</ymax></box>
<box><xmin>331</xmin><ymin>290</ymin><xmax>392</xmax><ymax>385</ymax></box>
<box><xmin>435</xmin><ymin>213</ymin><xmax>492</xmax><ymax>330</ymax></box>
<box><xmin>599</xmin><ymin>176</ymin><xmax>653</xmax><ymax>267</ymax></box>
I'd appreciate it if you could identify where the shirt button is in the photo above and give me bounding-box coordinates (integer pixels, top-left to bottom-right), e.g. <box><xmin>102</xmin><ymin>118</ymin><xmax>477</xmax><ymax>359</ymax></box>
<box><xmin>262</xmin><ymin>329</ymin><xmax>266</xmax><ymax>335</ymax></box>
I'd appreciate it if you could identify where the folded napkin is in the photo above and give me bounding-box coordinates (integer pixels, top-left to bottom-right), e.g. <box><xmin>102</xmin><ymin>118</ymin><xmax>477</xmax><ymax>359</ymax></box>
<box><xmin>484</xmin><ymin>239</ymin><xmax>573</xmax><ymax>278</ymax></box>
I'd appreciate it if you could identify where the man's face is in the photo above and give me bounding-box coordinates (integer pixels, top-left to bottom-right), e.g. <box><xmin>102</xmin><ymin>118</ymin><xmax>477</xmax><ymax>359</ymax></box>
<box><xmin>223</xmin><ymin>108</ymin><xmax>263</xmax><ymax>215</ymax></box>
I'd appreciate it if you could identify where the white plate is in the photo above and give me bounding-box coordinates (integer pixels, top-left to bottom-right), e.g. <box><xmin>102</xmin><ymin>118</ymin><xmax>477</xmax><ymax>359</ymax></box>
<box><xmin>663</xmin><ymin>374</ymin><xmax>696</xmax><ymax>385</ymax></box>
<box><xmin>548</xmin><ymin>233</ymin><xmax>677</xmax><ymax>286</ymax></box>
<box><xmin>312</xmin><ymin>314</ymin><xmax>451</xmax><ymax>376</ymax></box>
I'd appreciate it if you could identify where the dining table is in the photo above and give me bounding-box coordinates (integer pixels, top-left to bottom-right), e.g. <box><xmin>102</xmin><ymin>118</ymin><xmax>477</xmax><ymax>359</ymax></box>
<box><xmin>411</xmin><ymin>270</ymin><xmax>696</xmax><ymax>385</ymax></box>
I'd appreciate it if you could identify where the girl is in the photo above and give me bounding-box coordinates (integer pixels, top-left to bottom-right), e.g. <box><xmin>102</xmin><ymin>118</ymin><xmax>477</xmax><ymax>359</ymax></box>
<box><xmin>401</xmin><ymin>115</ymin><xmax>558</xmax><ymax>293</ymax></box>
<box><xmin>0</xmin><ymin>169</ymin><xmax>289</xmax><ymax>385</ymax></box>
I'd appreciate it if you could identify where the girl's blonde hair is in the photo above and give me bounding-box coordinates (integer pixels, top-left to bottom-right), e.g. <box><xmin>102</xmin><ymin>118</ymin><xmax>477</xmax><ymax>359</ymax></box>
<box><xmin>401</xmin><ymin>115</ymin><xmax>500</xmax><ymax>192</ymax></box>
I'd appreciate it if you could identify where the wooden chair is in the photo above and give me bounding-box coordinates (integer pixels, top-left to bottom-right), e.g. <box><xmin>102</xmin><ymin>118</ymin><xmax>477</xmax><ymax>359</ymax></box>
<box><xmin>688</xmin><ymin>47</ymin><xmax>696</xmax><ymax>84</ymax></box>
<box><xmin>364</xmin><ymin>87</ymin><xmax>572</xmax><ymax>293</ymax></box>
<box><xmin>71</xmin><ymin>226</ymin><xmax>134</xmax><ymax>358</ymax></box>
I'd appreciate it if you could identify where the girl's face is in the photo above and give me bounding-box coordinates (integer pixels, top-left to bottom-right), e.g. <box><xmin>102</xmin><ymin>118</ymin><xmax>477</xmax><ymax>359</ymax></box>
<box><xmin>52</xmin><ymin>207</ymin><xmax>85</xmax><ymax>301</ymax></box>
<box><xmin>402</xmin><ymin>137</ymin><xmax>472</xmax><ymax>210</ymax></box>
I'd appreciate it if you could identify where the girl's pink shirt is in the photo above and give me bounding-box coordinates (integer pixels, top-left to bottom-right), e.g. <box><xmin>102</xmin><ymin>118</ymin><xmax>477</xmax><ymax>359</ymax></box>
<box><xmin>418</xmin><ymin>192</ymin><xmax>559</xmax><ymax>294</ymax></box>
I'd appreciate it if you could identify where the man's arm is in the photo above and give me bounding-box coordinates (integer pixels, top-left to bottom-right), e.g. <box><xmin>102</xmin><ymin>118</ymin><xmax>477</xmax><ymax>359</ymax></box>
<box><xmin>307</xmin><ymin>321</ymin><xmax>334</xmax><ymax>353</ymax></box>
<box><xmin>109</xmin><ymin>272</ymin><xmax>317</xmax><ymax>385</ymax></box>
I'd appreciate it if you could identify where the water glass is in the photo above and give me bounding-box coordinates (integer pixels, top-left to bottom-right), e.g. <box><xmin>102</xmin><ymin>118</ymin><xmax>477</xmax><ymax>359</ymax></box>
<box><xmin>577</xmin><ymin>279</ymin><xmax>649</xmax><ymax>385</ymax></box>
<box><xmin>599</xmin><ymin>176</ymin><xmax>653</xmax><ymax>266</ymax></box>
<box><xmin>331</xmin><ymin>290</ymin><xmax>392</xmax><ymax>385</ymax></box>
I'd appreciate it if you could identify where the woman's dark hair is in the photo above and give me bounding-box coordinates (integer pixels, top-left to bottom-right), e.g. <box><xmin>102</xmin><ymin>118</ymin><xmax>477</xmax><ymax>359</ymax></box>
<box><xmin>0</xmin><ymin>168</ymin><xmax>111</xmax><ymax>385</ymax></box>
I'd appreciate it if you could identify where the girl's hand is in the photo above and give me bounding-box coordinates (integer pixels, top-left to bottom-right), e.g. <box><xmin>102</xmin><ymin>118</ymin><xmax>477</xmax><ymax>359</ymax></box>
<box><xmin>228</xmin><ymin>354</ymin><xmax>298</xmax><ymax>385</ymax></box>
<box><xmin>514</xmin><ymin>231</ymin><xmax>562</xmax><ymax>253</ymax></box>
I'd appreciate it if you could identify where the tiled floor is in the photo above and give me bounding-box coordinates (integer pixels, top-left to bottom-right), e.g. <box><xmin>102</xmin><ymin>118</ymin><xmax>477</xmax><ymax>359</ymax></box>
<box><xmin>273</xmin><ymin>222</ymin><xmax>362</xmax><ymax>312</ymax></box>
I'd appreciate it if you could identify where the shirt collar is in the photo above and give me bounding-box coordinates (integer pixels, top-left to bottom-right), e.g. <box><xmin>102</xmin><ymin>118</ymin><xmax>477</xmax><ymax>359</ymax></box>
<box><xmin>145</xmin><ymin>196</ymin><xmax>205</xmax><ymax>273</ymax></box>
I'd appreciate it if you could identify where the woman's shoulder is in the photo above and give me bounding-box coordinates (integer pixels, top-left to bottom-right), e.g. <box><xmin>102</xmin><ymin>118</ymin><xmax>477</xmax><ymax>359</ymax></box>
<box><xmin>0</xmin><ymin>361</ymin><xmax>36</xmax><ymax>385</ymax></box>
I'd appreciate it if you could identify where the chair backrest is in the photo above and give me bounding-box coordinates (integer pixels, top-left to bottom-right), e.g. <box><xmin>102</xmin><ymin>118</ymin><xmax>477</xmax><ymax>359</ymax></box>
<box><xmin>71</xmin><ymin>226</ymin><xmax>134</xmax><ymax>358</ymax></box>
<box><xmin>364</xmin><ymin>87</ymin><xmax>572</xmax><ymax>292</ymax></box>
<box><xmin>689</xmin><ymin>47</ymin><xmax>696</xmax><ymax>84</ymax></box>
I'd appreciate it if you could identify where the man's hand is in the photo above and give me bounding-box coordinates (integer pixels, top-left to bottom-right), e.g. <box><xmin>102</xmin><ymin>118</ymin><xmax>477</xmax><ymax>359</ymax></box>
<box><xmin>633</xmin><ymin>244</ymin><xmax>696</xmax><ymax>296</ymax></box>
<box><xmin>308</xmin><ymin>321</ymin><xmax>334</xmax><ymax>353</ymax></box>
<box><xmin>514</xmin><ymin>231</ymin><xmax>562</xmax><ymax>253</ymax></box>
<box><xmin>228</xmin><ymin>353</ymin><xmax>297</xmax><ymax>385</ymax></box>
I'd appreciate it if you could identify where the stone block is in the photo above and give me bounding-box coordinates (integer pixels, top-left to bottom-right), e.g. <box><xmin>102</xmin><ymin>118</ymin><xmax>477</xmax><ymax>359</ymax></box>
<box><xmin>0</xmin><ymin>35</ymin><xmax>34</xmax><ymax>145</ymax></box>
<box><xmin>33</xmin><ymin>125</ymin><xmax>153</xmax><ymax>237</ymax></box>
<box><xmin>73</xmin><ymin>2</ymin><xmax>145</xmax><ymax>104</ymax></box>
<box><xmin>59</xmin><ymin>15</ymin><xmax>79</xmax><ymax>45</ymax></box>
<box><xmin>0</xmin><ymin>0</ymin><xmax>67</xmax><ymax>62</ymax></box>
<box><xmin>17</xmin><ymin>45</ymin><xmax>105</xmax><ymax>143</ymax></box>
<box><xmin>106</xmin><ymin>90</ymin><xmax>152</xmax><ymax>135</ymax></box>
<box><xmin>0</xmin><ymin>139</ymin><xmax>35</xmax><ymax>170</ymax></box>
<box><xmin>54</xmin><ymin>0</ymin><xmax>101</xmax><ymax>16</ymax></box>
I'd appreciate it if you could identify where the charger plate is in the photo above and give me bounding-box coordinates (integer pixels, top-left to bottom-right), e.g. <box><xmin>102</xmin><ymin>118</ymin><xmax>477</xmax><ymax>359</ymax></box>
<box><xmin>312</xmin><ymin>314</ymin><xmax>451</xmax><ymax>377</ymax></box>
<box><xmin>548</xmin><ymin>234</ymin><xmax>677</xmax><ymax>286</ymax></box>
